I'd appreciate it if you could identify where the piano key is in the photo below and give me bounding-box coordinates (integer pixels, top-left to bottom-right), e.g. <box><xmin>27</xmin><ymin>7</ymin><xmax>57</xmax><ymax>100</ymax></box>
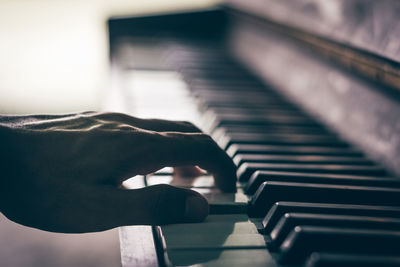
<box><xmin>166</xmin><ymin>56</ymin><xmax>236</xmax><ymax>66</ymax></box>
<box><xmin>238</xmin><ymin>163</ymin><xmax>387</xmax><ymax>181</ymax></box>
<box><xmin>189</xmin><ymin>84</ymin><xmax>268</xmax><ymax>94</ymax></box>
<box><xmin>197</xmin><ymin>214</ymin><xmax>263</xmax><ymax>229</ymax></box>
<box><xmin>165</xmin><ymin>249</ymin><xmax>277</xmax><ymax>267</ymax></box>
<box><xmin>191</xmin><ymin>90</ymin><xmax>281</xmax><ymax>100</ymax></box>
<box><xmin>212</xmin><ymin>117</ymin><xmax>321</xmax><ymax>134</ymax></box>
<box><xmin>305</xmin><ymin>252</ymin><xmax>400</xmax><ymax>267</ymax></box>
<box><xmin>175</xmin><ymin>62</ymin><xmax>241</xmax><ymax>70</ymax></box>
<box><xmin>203</xmin><ymin>111</ymin><xmax>313</xmax><ymax>128</ymax></box>
<box><xmin>145</xmin><ymin>175</ymin><xmax>173</xmax><ymax>186</ymax></box>
<box><xmin>214</xmin><ymin>128</ymin><xmax>336</xmax><ymax>143</ymax></box>
<box><xmin>173</xmin><ymin>175</ymin><xmax>216</xmax><ymax>188</ymax></box>
<box><xmin>182</xmin><ymin>70</ymin><xmax>257</xmax><ymax>81</ymax></box>
<box><xmin>191</xmin><ymin>188</ymin><xmax>248</xmax><ymax>214</ymax></box>
<box><xmin>249</xmin><ymin>181</ymin><xmax>400</xmax><ymax>217</ymax></box>
<box><xmin>218</xmin><ymin>133</ymin><xmax>348</xmax><ymax>150</ymax></box>
<box><xmin>245</xmin><ymin>171</ymin><xmax>399</xmax><ymax>194</ymax></box>
<box><xmin>200</xmin><ymin>103</ymin><xmax>296</xmax><ymax>116</ymax></box>
<box><xmin>157</xmin><ymin>215</ymin><xmax>270</xmax><ymax>266</ymax></box>
<box><xmin>179</xmin><ymin>65</ymin><xmax>249</xmax><ymax>73</ymax></box>
<box><xmin>261</xmin><ymin>202</ymin><xmax>400</xmax><ymax>236</ymax></box>
<box><xmin>159</xmin><ymin>226</ymin><xmax>266</xmax><ymax>249</ymax></box>
<box><xmin>121</xmin><ymin>176</ymin><xmax>146</xmax><ymax>189</ymax></box>
<box><xmin>203</xmin><ymin>110</ymin><xmax>314</xmax><ymax>122</ymax></box>
<box><xmin>205</xmin><ymin>116</ymin><xmax>323</xmax><ymax>133</ymax></box>
<box><xmin>213</xmin><ymin>127</ymin><xmax>335</xmax><ymax>144</ymax></box>
<box><xmin>194</xmin><ymin>93</ymin><xmax>284</xmax><ymax>105</ymax></box>
<box><xmin>279</xmin><ymin>226</ymin><xmax>400</xmax><ymax>264</ymax></box>
<box><xmin>197</xmin><ymin>100</ymin><xmax>302</xmax><ymax>112</ymax></box>
<box><xmin>199</xmin><ymin>103</ymin><xmax>302</xmax><ymax>114</ymax></box>
<box><xmin>146</xmin><ymin>175</ymin><xmax>214</xmax><ymax>188</ymax></box>
<box><xmin>177</xmin><ymin>60</ymin><xmax>239</xmax><ymax>68</ymax></box>
<box><xmin>165</xmin><ymin>48</ymin><xmax>229</xmax><ymax>57</ymax></box>
<box><xmin>226</xmin><ymin>144</ymin><xmax>363</xmax><ymax>158</ymax></box>
<box><xmin>162</xmin><ymin>216</ymin><xmax>260</xmax><ymax>235</ymax></box>
<box><xmin>146</xmin><ymin>174</ymin><xmax>246</xmax><ymax>190</ymax></box>
<box><xmin>235</xmin><ymin>154</ymin><xmax>374</xmax><ymax>167</ymax></box>
<box><xmin>268</xmin><ymin>213</ymin><xmax>400</xmax><ymax>251</ymax></box>
<box><xmin>189</xmin><ymin>78</ymin><xmax>264</xmax><ymax>88</ymax></box>
<box><xmin>213</xmin><ymin>124</ymin><xmax>333</xmax><ymax>134</ymax></box>
<box><xmin>174</xmin><ymin>58</ymin><xmax>243</xmax><ymax>67</ymax></box>
<box><xmin>150</xmin><ymin>167</ymin><xmax>174</xmax><ymax>176</ymax></box>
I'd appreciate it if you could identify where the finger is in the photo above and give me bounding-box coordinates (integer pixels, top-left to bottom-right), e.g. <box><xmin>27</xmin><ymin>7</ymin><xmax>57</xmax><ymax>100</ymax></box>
<box><xmin>17</xmin><ymin>183</ymin><xmax>209</xmax><ymax>233</ymax></box>
<box><xmin>158</xmin><ymin>132</ymin><xmax>237</xmax><ymax>192</ymax></box>
<box><xmin>94</xmin><ymin>112</ymin><xmax>202</xmax><ymax>133</ymax></box>
<box><xmin>100</xmin><ymin>184</ymin><xmax>209</xmax><ymax>227</ymax></box>
<box><xmin>108</xmin><ymin>130</ymin><xmax>237</xmax><ymax>192</ymax></box>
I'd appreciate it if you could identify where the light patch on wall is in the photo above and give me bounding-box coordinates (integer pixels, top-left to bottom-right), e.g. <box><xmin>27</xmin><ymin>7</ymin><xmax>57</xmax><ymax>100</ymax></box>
<box><xmin>0</xmin><ymin>1</ymin><xmax>109</xmax><ymax>114</ymax></box>
<box><xmin>119</xmin><ymin>70</ymin><xmax>200</xmax><ymax>122</ymax></box>
<box><xmin>0</xmin><ymin>0</ymin><xmax>219</xmax><ymax>114</ymax></box>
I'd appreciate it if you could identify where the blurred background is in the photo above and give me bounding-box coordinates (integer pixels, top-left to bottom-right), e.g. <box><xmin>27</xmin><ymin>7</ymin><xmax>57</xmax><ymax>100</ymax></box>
<box><xmin>0</xmin><ymin>0</ymin><xmax>217</xmax><ymax>266</ymax></box>
<box><xmin>0</xmin><ymin>0</ymin><xmax>218</xmax><ymax>114</ymax></box>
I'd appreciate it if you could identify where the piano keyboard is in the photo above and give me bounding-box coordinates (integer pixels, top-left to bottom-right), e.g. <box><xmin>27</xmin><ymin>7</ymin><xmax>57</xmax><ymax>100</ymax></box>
<box><xmin>120</xmin><ymin>41</ymin><xmax>400</xmax><ymax>267</ymax></box>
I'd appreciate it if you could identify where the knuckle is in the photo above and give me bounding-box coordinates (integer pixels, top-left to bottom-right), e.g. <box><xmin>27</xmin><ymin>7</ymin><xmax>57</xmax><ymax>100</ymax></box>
<box><xmin>180</xmin><ymin>121</ymin><xmax>201</xmax><ymax>131</ymax></box>
<box><xmin>181</xmin><ymin>120</ymin><xmax>194</xmax><ymax>127</ymax></box>
<box><xmin>94</xmin><ymin>112</ymin><xmax>127</xmax><ymax>120</ymax></box>
<box><xmin>198</xmin><ymin>133</ymin><xmax>215</xmax><ymax>144</ymax></box>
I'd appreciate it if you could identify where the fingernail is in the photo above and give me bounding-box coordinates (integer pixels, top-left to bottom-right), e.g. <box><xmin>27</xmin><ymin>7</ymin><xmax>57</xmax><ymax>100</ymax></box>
<box><xmin>184</xmin><ymin>196</ymin><xmax>209</xmax><ymax>222</ymax></box>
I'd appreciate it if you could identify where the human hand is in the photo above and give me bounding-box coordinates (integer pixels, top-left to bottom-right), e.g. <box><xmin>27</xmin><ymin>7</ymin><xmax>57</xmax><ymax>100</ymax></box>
<box><xmin>0</xmin><ymin>112</ymin><xmax>237</xmax><ymax>233</ymax></box>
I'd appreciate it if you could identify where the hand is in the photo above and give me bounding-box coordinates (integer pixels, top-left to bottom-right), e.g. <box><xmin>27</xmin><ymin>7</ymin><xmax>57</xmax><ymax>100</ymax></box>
<box><xmin>0</xmin><ymin>112</ymin><xmax>237</xmax><ymax>233</ymax></box>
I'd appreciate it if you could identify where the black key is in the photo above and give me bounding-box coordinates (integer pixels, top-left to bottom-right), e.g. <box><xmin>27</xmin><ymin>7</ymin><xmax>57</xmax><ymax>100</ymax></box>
<box><xmin>212</xmin><ymin>125</ymin><xmax>332</xmax><ymax>138</ymax></box>
<box><xmin>203</xmin><ymin>113</ymin><xmax>315</xmax><ymax>131</ymax></box>
<box><xmin>245</xmin><ymin>171</ymin><xmax>398</xmax><ymax>194</ymax></box>
<box><xmin>190</xmin><ymin>78</ymin><xmax>263</xmax><ymax>87</ymax></box>
<box><xmin>205</xmin><ymin>116</ymin><xmax>321</xmax><ymax>133</ymax></box>
<box><xmin>261</xmin><ymin>202</ymin><xmax>400</xmax><ymax>235</ymax></box>
<box><xmin>226</xmin><ymin>144</ymin><xmax>363</xmax><ymax>158</ymax></box>
<box><xmin>199</xmin><ymin>107</ymin><xmax>304</xmax><ymax>118</ymax></box>
<box><xmin>168</xmin><ymin>56</ymin><xmax>237</xmax><ymax>66</ymax></box>
<box><xmin>238</xmin><ymin>163</ymin><xmax>387</xmax><ymax>181</ymax></box>
<box><xmin>190</xmin><ymin>84</ymin><xmax>268</xmax><ymax>94</ymax></box>
<box><xmin>248</xmin><ymin>181</ymin><xmax>400</xmax><ymax>217</ymax></box>
<box><xmin>235</xmin><ymin>154</ymin><xmax>373</xmax><ymax>167</ymax></box>
<box><xmin>195</xmin><ymin>94</ymin><xmax>283</xmax><ymax>105</ymax></box>
<box><xmin>197</xmin><ymin>99</ymin><xmax>293</xmax><ymax>112</ymax></box>
<box><xmin>279</xmin><ymin>226</ymin><xmax>400</xmax><ymax>264</ymax></box>
<box><xmin>305</xmin><ymin>252</ymin><xmax>400</xmax><ymax>267</ymax></box>
<box><xmin>182</xmin><ymin>70</ymin><xmax>256</xmax><ymax>81</ymax></box>
<box><xmin>204</xmin><ymin>112</ymin><xmax>313</xmax><ymax>124</ymax></box>
<box><xmin>218</xmin><ymin>133</ymin><xmax>348</xmax><ymax>150</ymax></box>
<box><xmin>178</xmin><ymin>65</ymin><xmax>242</xmax><ymax>73</ymax></box>
<box><xmin>268</xmin><ymin>213</ymin><xmax>400</xmax><ymax>251</ymax></box>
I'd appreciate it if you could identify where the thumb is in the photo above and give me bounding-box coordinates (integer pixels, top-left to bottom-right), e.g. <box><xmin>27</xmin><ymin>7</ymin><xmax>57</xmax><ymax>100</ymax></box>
<box><xmin>106</xmin><ymin>184</ymin><xmax>209</xmax><ymax>226</ymax></box>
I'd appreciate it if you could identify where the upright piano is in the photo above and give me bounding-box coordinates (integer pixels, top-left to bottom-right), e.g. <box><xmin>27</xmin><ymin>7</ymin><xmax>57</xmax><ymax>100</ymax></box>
<box><xmin>106</xmin><ymin>1</ymin><xmax>400</xmax><ymax>266</ymax></box>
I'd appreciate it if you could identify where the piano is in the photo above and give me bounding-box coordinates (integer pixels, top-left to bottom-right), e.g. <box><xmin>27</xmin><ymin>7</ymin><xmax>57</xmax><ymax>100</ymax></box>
<box><xmin>106</xmin><ymin>1</ymin><xmax>400</xmax><ymax>266</ymax></box>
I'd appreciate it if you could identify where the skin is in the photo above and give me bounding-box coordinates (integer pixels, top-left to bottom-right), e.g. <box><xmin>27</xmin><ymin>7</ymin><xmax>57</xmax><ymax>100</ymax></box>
<box><xmin>0</xmin><ymin>112</ymin><xmax>237</xmax><ymax>233</ymax></box>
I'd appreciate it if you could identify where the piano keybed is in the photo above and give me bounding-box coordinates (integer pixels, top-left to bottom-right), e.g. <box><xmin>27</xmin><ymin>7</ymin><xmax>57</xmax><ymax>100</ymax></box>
<box><xmin>121</xmin><ymin>41</ymin><xmax>400</xmax><ymax>267</ymax></box>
